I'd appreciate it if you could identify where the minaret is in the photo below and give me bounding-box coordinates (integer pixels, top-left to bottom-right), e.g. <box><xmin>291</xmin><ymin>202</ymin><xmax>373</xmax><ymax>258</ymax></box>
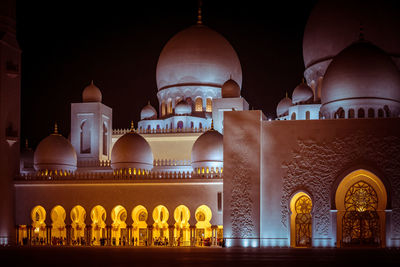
<box><xmin>0</xmin><ymin>0</ymin><xmax>21</xmax><ymax>245</ymax></box>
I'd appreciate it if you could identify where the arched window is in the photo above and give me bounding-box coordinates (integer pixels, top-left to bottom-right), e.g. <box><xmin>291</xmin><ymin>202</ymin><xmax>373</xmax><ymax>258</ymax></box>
<box><xmin>291</xmin><ymin>112</ymin><xmax>296</xmax><ymax>120</ymax></box>
<box><xmin>384</xmin><ymin>105</ymin><xmax>390</xmax><ymax>117</ymax></box>
<box><xmin>378</xmin><ymin>109</ymin><xmax>384</xmax><ymax>118</ymax></box>
<box><xmin>103</xmin><ymin>122</ymin><xmax>108</xmax><ymax>156</ymax></box>
<box><xmin>156</xmin><ymin>125</ymin><xmax>160</xmax><ymax>131</ymax></box>
<box><xmin>199</xmin><ymin>122</ymin><xmax>203</xmax><ymax>129</ymax></box>
<box><xmin>161</xmin><ymin>101</ymin><xmax>166</xmax><ymax>117</ymax></box>
<box><xmin>368</xmin><ymin>108</ymin><xmax>374</xmax><ymax>118</ymax></box>
<box><xmin>305</xmin><ymin>111</ymin><xmax>310</xmax><ymax>120</ymax></box>
<box><xmin>147</xmin><ymin>125</ymin><xmax>151</xmax><ymax>130</ymax></box>
<box><xmin>168</xmin><ymin>99</ymin><xmax>172</xmax><ymax>114</ymax></box>
<box><xmin>348</xmin><ymin>109</ymin><xmax>355</xmax><ymax>119</ymax></box>
<box><xmin>177</xmin><ymin>121</ymin><xmax>183</xmax><ymax>129</ymax></box>
<box><xmin>195</xmin><ymin>98</ymin><xmax>203</xmax><ymax>112</ymax></box>
<box><xmin>290</xmin><ymin>193</ymin><xmax>312</xmax><ymax>247</ymax></box>
<box><xmin>358</xmin><ymin>108</ymin><xmax>365</xmax><ymax>118</ymax></box>
<box><xmin>80</xmin><ymin>120</ymin><xmax>91</xmax><ymax>154</ymax></box>
<box><xmin>206</xmin><ymin>98</ymin><xmax>212</xmax><ymax>112</ymax></box>
<box><xmin>338</xmin><ymin>108</ymin><xmax>345</xmax><ymax>119</ymax></box>
<box><xmin>190</xmin><ymin>121</ymin><xmax>194</xmax><ymax>129</ymax></box>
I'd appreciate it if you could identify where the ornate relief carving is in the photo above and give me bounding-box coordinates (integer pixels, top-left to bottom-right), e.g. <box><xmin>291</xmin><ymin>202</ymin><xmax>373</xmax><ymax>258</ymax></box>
<box><xmin>281</xmin><ymin>132</ymin><xmax>400</xmax><ymax>236</ymax></box>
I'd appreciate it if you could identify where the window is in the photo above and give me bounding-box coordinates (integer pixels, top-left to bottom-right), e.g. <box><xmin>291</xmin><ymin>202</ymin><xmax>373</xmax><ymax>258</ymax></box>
<box><xmin>305</xmin><ymin>111</ymin><xmax>310</xmax><ymax>120</ymax></box>
<box><xmin>167</xmin><ymin>99</ymin><xmax>172</xmax><ymax>114</ymax></box>
<box><xmin>161</xmin><ymin>102</ymin><xmax>166</xmax><ymax>117</ymax></box>
<box><xmin>177</xmin><ymin>121</ymin><xmax>183</xmax><ymax>129</ymax></box>
<box><xmin>384</xmin><ymin>105</ymin><xmax>390</xmax><ymax>117</ymax></box>
<box><xmin>80</xmin><ymin>120</ymin><xmax>91</xmax><ymax>154</ymax></box>
<box><xmin>348</xmin><ymin>109</ymin><xmax>355</xmax><ymax>119</ymax></box>
<box><xmin>378</xmin><ymin>109</ymin><xmax>384</xmax><ymax>118</ymax></box>
<box><xmin>102</xmin><ymin>122</ymin><xmax>108</xmax><ymax>156</ymax></box>
<box><xmin>291</xmin><ymin>112</ymin><xmax>296</xmax><ymax>120</ymax></box>
<box><xmin>195</xmin><ymin>98</ymin><xmax>203</xmax><ymax>112</ymax></box>
<box><xmin>217</xmin><ymin>192</ymin><xmax>222</xmax><ymax>212</ymax></box>
<box><xmin>206</xmin><ymin>98</ymin><xmax>212</xmax><ymax>112</ymax></box>
<box><xmin>358</xmin><ymin>108</ymin><xmax>365</xmax><ymax>118</ymax></box>
<box><xmin>199</xmin><ymin>122</ymin><xmax>203</xmax><ymax>129</ymax></box>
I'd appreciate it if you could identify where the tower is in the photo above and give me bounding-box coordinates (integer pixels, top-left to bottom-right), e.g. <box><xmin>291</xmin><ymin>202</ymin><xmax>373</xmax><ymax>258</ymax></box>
<box><xmin>0</xmin><ymin>0</ymin><xmax>21</xmax><ymax>245</ymax></box>
<box><xmin>70</xmin><ymin>81</ymin><xmax>112</xmax><ymax>162</ymax></box>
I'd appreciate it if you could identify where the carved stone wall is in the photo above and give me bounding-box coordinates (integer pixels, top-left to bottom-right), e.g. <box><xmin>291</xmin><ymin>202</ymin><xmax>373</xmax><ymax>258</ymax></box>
<box><xmin>281</xmin><ymin>132</ymin><xmax>400</xmax><ymax>237</ymax></box>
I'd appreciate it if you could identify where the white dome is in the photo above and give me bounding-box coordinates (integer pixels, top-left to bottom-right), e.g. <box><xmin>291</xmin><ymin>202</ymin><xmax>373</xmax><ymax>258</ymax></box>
<box><xmin>321</xmin><ymin>41</ymin><xmax>400</xmax><ymax>117</ymax></box>
<box><xmin>140</xmin><ymin>102</ymin><xmax>157</xmax><ymax>120</ymax></box>
<box><xmin>34</xmin><ymin>132</ymin><xmax>77</xmax><ymax>172</ymax></box>
<box><xmin>191</xmin><ymin>129</ymin><xmax>223</xmax><ymax>170</ymax></box>
<box><xmin>175</xmin><ymin>100</ymin><xmax>192</xmax><ymax>115</ymax></box>
<box><xmin>111</xmin><ymin>131</ymin><xmax>153</xmax><ymax>171</ymax></box>
<box><xmin>292</xmin><ymin>82</ymin><xmax>314</xmax><ymax>104</ymax></box>
<box><xmin>82</xmin><ymin>81</ymin><xmax>102</xmax><ymax>102</ymax></box>
<box><xmin>221</xmin><ymin>79</ymin><xmax>240</xmax><ymax>98</ymax></box>
<box><xmin>156</xmin><ymin>25</ymin><xmax>242</xmax><ymax>91</ymax></box>
<box><xmin>276</xmin><ymin>96</ymin><xmax>293</xmax><ymax>117</ymax></box>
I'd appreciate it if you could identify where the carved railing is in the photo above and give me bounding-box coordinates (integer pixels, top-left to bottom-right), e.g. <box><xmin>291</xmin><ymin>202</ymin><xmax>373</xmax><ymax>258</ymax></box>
<box><xmin>112</xmin><ymin>127</ymin><xmax>210</xmax><ymax>135</ymax></box>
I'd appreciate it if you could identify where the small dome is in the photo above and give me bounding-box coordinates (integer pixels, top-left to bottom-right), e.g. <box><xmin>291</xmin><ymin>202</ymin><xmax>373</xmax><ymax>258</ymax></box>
<box><xmin>82</xmin><ymin>81</ymin><xmax>102</xmax><ymax>102</ymax></box>
<box><xmin>321</xmin><ymin>41</ymin><xmax>400</xmax><ymax>115</ymax></box>
<box><xmin>191</xmin><ymin>129</ymin><xmax>223</xmax><ymax>170</ymax></box>
<box><xmin>111</xmin><ymin>131</ymin><xmax>153</xmax><ymax>171</ymax></box>
<box><xmin>140</xmin><ymin>102</ymin><xmax>157</xmax><ymax>120</ymax></box>
<box><xmin>221</xmin><ymin>79</ymin><xmax>240</xmax><ymax>98</ymax></box>
<box><xmin>34</xmin><ymin>130</ymin><xmax>77</xmax><ymax>172</ymax></box>
<box><xmin>175</xmin><ymin>100</ymin><xmax>192</xmax><ymax>115</ymax></box>
<box><xmin>292</xmin><ymin>82</ymin><xmax>314</xmax><ymax>104</ymax></box>
<box><xmin>276</xmin><ymin>95</ymin><xmax>293</xmax><ymax>117</ymax></box>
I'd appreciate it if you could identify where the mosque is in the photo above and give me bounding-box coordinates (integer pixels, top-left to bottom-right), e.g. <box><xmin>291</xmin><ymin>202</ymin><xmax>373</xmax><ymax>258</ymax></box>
<box><xmin>0</xmin><ymin>0</ymin><xmax>400</xmax><ymax>248</ymax></box>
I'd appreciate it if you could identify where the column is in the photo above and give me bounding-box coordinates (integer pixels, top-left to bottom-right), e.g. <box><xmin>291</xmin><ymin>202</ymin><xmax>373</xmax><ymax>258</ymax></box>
<box><xmin>27</xmin><ymin>225</ymin><xmax>32</xmax><ymax>245</ymax></box>
<box><xmin>66</xmin><ymin>225</ymin><xmax>71</xmax><ymax>246</ymax></box>
<box><xmin>106</xmin><ymin>225</ymin><xmax>111</xmax><ymax>246</ymax></box>
<box><xmin>15</xmin><ymin>225</ymin><xmax>19</xmax><ymax>245</ymax></box>
<box><xmin>189</xmin><ymin>226</ymin><xmax>195</xmax><ymax>247</ymax></box>
<box><xmin>85</xmin><ymin>225</ymin><xmax>91</xmax><ymax>246</ymax></box>
<box><xmin>168</xmin><ymin>225</ymin><xmax>174</xmax><ymax>247</ymax></box>
<box><xmin>47</xmin><ymin>226</ymin><xmax>52</xmax><ymax>245</ymax></box>
<box><xmin>147</xmin><ymin>225</ymin><xmax>153</xmax><ymax>246</ymax></box>
<box><xmin>127</xmin><ymin>226</ymin><xmax>132</xmax><ymax>246</ymax></box>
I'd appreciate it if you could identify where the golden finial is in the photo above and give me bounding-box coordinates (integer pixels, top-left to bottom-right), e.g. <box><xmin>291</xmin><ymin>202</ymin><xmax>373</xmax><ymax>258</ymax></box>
<box><xmin>130</xmin><ymin>121</ymin><xmax>135</xmax><ymax>132</ymax></box>
<box><xmin>302</xmin><ymin>77</ymin><xmax>305</xmax><ymax>84</ymax></box>
<box><xmin>359</xmin><ymin>22</ymin><xmax>364</xmax><ymax>41</ymax></box>
<box><xmin>211</xmin><ymin>119</ymin><xmax>214</xmax><ymax>130</ymax></box>
<box><xmin>197</xmin><ymin>0</ymin><xmax>203</xmax><ymax>25</ymax></box>
<box><xmin>91</xmin><ymin>80</ymin><xmax>94</xmax><ymax>85</ymax></box>
<box><xmin>285</xmin><ymin>91</ymin><xmax>288</xmax><ymax>98</ymax></box>
<box><xmin>54</xmin><ymin>122</ymin><xmax>59</xmax><ymax>134</ymax></box>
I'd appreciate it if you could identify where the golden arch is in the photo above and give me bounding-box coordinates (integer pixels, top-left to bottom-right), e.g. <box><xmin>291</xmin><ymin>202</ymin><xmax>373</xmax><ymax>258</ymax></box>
<box><xmin>335</xmin><ymin>169</ymin><xmax>387</xmax><ymax>247</ymax></box>
<box><xmin>132</xmin><ymin>205</ymin><xmax>148</xmax><ymax>246</ymax></box>
<box><xmin>195</xmin><ymin>205</ymin><xmax>212</xmax><ymax>246</ymax></box>
<box><xmin>173</xmin><ymin>205</ymin><xmax>190</xmax><ymax>246</ymax></box>
<box><xmin>152</xmin><ymin>205</ymin><xmax>169</xmax><ymax>242</ymax></box>
<box><xmin>50</xmin><ymin>205</ymin><xmax>66</xmax><ymax>241</ymax></box>
<box><xmin>31</xmin><ymin>205</ymin><xmax>47</xmax><ymax>242</ymax></box>
<box><xmin>290</xmin><ymin>192</ymin><xmax>312</xmax><ymax>247</ymax></box>
<box><xmin>111</xmin><ymin>205</ymin><xmax>128</xmax><ymax>246</ymax></box>
<box><xmin>70</xmin><ymin>205</ymin><xmax>86</xmax><ymax>244</ymax></box>
<box><xmin>90</xmin><ymin>205</ymin><xmax>106</xmax><ymax>246</ymax></box>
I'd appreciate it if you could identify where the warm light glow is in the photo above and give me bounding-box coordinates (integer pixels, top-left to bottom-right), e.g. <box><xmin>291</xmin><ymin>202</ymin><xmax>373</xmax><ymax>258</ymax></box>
<box><xmin>195</xmin><ymin>97</ymin><xmax>203</xmax><ymax>112</ymax></box>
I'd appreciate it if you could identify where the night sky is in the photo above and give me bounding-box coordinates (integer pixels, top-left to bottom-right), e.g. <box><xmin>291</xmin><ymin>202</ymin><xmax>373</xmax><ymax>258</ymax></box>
<box><xmin>16</xmin><ymin>0</ymin><xmax>318</xmax><ymax>148</ymax></box>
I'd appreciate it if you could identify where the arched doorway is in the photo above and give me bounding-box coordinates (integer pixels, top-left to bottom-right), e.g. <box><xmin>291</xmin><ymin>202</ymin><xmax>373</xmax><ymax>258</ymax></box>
<box><xmin>195</xmin><ymin>205</ymin><xmax>212</xmax><ymax>246</ymax></box>
<box><xmin>111</xmin><ymin>205</ymin><xmax>128</xmax><ymax>246</ymax></box>
<box><xmin>50</xmin><ymin>205</ymin><xmax>66</xmax><ymax>245</ymax></box>
<box><xmin>31</xmin><ymin>205</ymin><xmax>46</xmax><ymax>245</ymax></box>
<box><xmin>335</xmin><ymin>169</ymin><xmax>387</xmax><ymax>247</ymax></box>
<box><xmin>152</xmin><ymin>205</ymin><xmax>169</xmax><ymax>245</ymax></box>
<box><xmin>70</xmin><ymin>205</ymin><xmax>86</xmax><ymax>245</ymax></box>
<box><xmin>173</xmin><ymin>205</ymin><xmax>190</xmax><ymax>246</ymax></box>
<box><xmin>132</xmin><ymin>205</ymin><xmax>148</xmax><ymax>246</ymax></box>
<box><xmin>91</xmin><ymin>205</ymin><xmax>106</xmax><ymax>246</ymax></box>
<box><xmin>290</xmin><ymin>192</ymin><xmax>312</xmax><ymax>247</ymax></box>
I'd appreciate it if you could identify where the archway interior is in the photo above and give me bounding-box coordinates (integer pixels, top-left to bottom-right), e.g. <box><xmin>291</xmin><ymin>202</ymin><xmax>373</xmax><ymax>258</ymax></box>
<box><xmin>195</xmin><ymin>205</ymin><xmax>212</xmax><ymax>246</ymax></box>
<box><xmin>111</xmin><ymin>205</ymin><xmax>127</xmax><ymax>245</ymax></box>
<box><xmin>289</xmin><ymin>192</ymin><xmax>312</xmax><ymax>247</ymax></box>
<box><xmin>174</xmin><ymin>205</ymin><xmax>190</xmax><ymax>246</ymax></box>
<box><xmin>70</xmin><ymin>205</ymin><xmax>86</xmax><ymax>243</ymax></box>
<box><xmin>152</xmin><ymin>205</ymin><xmax>169</xmax><ymax>242</ymax></box>
<box><xmin>91</xmin><ymin>205</ymin><xmax>106</xmax><ymax>245</ymax></box>
<box><xmin>132</xmin><ymin>205</ymin><xmax>148</xmax><ymax>246</ymax></box>
<box><xmin>31</xmin><ymin>205</ymin><xmax>47</xmax><ymax>242</ymax></box>
<box><xmin>51</xmin><ymin>205</ymin><xmax>67</xmax><ymax>241</ymax></box>
<box><xmin>335</xmin><ymin>169</ymin><xmax>387</xmax><ymax>247</ymax></box>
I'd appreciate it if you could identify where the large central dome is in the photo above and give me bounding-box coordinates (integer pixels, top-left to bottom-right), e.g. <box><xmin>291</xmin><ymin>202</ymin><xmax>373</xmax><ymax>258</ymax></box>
<box><xmin>156</xmin><ymin>25</ymin><xmax>242</xmax><ymax>91</ymax></box>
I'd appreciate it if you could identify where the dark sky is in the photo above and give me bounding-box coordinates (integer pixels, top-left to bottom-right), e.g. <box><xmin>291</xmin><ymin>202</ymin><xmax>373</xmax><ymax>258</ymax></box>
<box><xmin>16</xmin><ymin>0</ymin><xmax>318</xmax><ymax>148</ymax></box>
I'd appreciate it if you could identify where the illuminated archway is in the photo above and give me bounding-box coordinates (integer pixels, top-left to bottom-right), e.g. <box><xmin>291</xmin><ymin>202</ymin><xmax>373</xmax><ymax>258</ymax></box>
<box><xmin>152</xmin><ymin>205</ymin><xmax>169</xmax><ymax>245</ymax></box>
<box><xmin>70</xmin><ymin>205</ymin><xmax>86</xmax><ymax>245</ymax></box>
<box><xmin>111</xmin><ymin>205</ymin><xmax>128</xmax><ymax>246</ymax></box>
<box><xmin>91</xmin><ymin>205</ymin><xmax>106</xmax><ymax>246</ymax></box>
<box><xmin>290</xmin><ymin>192</ymin><xmax>312</xmax><ymax>247</ymax></box>
<box><xmin>195</xmin><ymin>205</ymin><xmax>212</xmax><ymax>246</ymax></box>
<box><xmin>31</xmin><ymin>205</ymin><xmax>46</xmax><ymax>244</ymax></box>
<box><xmin>132</xmin><ymin>205</ymin><xmax>148</xmax><ymax>246</ymax></box>
<box><xmin>50</xmin><ymin>205</ymin><xmax>66</xmax><ymax>244</ymax></box>
<box><xmin>173</xmin><ymin>205</ymin><xmax>190</xmax><ymax>246</ymax></box>
<box><xmin>335</xmin><ymin>169</ymin><xmax>387</xmax><ymax>247</ymax></box>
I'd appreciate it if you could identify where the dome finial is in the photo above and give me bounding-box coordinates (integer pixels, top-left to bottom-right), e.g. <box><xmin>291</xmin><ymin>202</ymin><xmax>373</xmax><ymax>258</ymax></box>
<box><xmin>91</xmin><ymin>80</ymin><xmax>94</xmax><ymax>85</ymax></box>
<box><xmin>148</xmin><ymin>100</ymin><xmax>150</xmax><ymax>105</ymax></box>
<box><xmin>211</xmin><ymin>119</ymin><xmax>214</xmax><ymax>130</ymax></box>
<box><xmin>285</xmin><ymin>91</ymin><xmax>288</xmax><ymax>98</ymax></box>
<box><xmin>302</xmin><ymin>77</ymin><xmax>305</xmax><ymax>84</ymax></box>
<box><xmin>197</xmin><ymin>0</ymin><xmax>203</xmax><ymax>25</ymax></box>
<box><xmin>359</xmin><ymin>22</ymin><xmax>364</xmax><ymax>41</ymax></box>
<box><xmin>130</xmin><ymin>121</ymin><xmax>135</xmax><ymax>132</ymax></box>
<box><xmin>53</xmin><ymin>122</ymin><xmax>59</xmax><ymax>135</ymax></box>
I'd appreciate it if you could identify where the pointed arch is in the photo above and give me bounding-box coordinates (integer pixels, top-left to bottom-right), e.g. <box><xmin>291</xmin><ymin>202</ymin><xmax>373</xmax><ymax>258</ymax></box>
<box><xmin>51</xmin><ymin>205</ymin><xmax>67</xmax><ymax>242</ymax></box>
<box><xmin>132</xmin><ymin>205</ymin><xmax>148</xmax><ymax>246</ymax></box>
<box><xmin>290</xmin><ymin>192</ymin><xmax>312</xmax><ymax>247</ymax></box>
<box><xmin>70</xmin><ymin>205</ymin><xmax>86</xmax><ymax>244</ymax></box>
<box><xmin>195</xmin><ymin>205</ymin><xmax>212</xmax><ymax>246</ymax></box>
<box><xmin>174</xmin><ymin>205</ymin><xmax>191</xmax><ymax>246</ymax></box>
<box><xmin>90</xmin><ymin>205</ymin><xmax>106</xmax><ymax>246</ymax></box>
<box><xmin>111</xmin><ymin>205</ymin><xmax>128</xmax><ymax>246</ymax></box>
